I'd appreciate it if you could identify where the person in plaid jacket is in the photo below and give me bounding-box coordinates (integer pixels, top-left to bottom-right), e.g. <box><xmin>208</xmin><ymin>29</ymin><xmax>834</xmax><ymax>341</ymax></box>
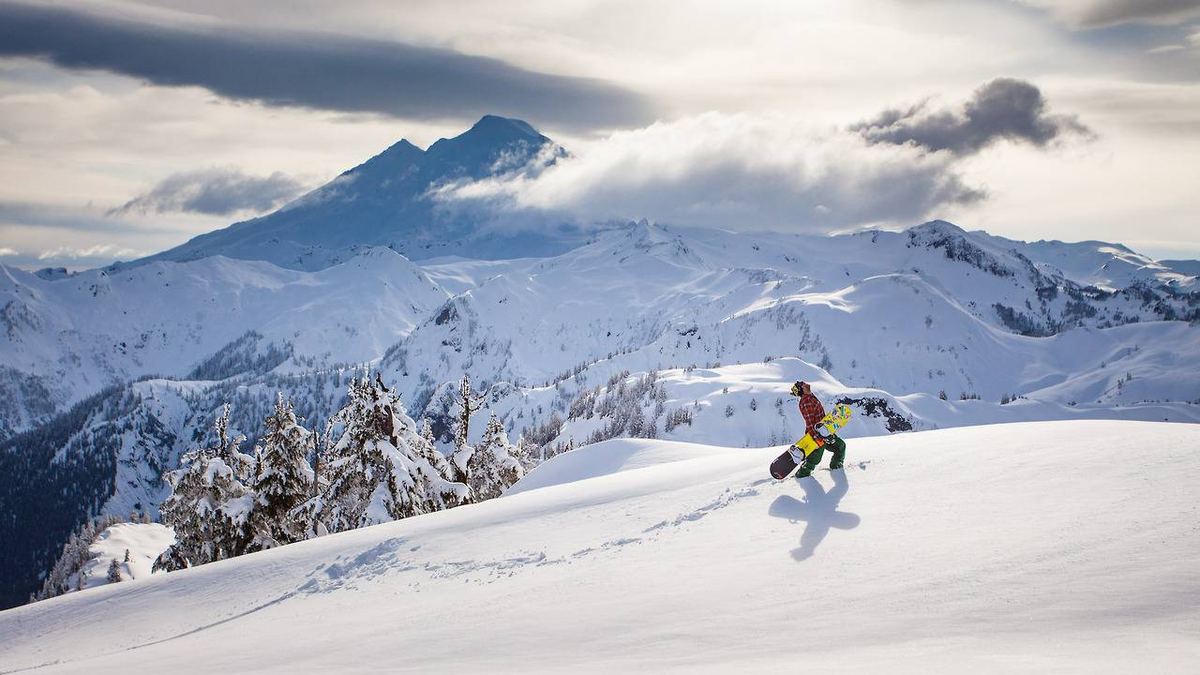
<box><xmin>790</xmin><ymin>380</ymin><xmax>846</xmax><ymax>477</ymax></box>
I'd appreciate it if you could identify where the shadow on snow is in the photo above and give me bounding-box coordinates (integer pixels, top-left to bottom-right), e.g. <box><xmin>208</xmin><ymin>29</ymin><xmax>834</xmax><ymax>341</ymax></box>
<box><xmin>768</xmin><ymin>470</ymin><xmax>860</xmax><ymax>561</ymax></box>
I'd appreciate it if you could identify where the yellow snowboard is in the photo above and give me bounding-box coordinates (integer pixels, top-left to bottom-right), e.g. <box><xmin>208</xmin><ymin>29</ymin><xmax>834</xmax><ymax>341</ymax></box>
<box><xmin>792</xmin><ymin>404</ymin><xmax>852</xmax><ymax>458</ymax></box>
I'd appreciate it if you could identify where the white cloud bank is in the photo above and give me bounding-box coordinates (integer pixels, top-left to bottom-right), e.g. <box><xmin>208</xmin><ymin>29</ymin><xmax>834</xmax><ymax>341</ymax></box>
<box><xmin>432</xmin><ymin>112</ymin><xmax>985</xmax><ymax>233</ymax></box>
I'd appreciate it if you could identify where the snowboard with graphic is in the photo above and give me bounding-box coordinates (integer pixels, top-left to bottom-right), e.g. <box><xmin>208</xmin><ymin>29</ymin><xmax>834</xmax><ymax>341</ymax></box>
<box><xmin>770</xmin><ymin>404</ymin><xmax>852</xmax><ymax>479</ymax></box>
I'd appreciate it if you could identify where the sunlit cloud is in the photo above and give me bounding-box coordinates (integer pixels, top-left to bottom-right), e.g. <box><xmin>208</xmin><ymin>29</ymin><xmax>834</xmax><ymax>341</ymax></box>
<box><xmin>37</xmin><ymin>244</ymin><xmax>147</xmax><ymax>261</ymax></box>
<box><xmin>432</xmin><ymin>111</ymin><xmax>986</xmax><ymax>233</ymax></box>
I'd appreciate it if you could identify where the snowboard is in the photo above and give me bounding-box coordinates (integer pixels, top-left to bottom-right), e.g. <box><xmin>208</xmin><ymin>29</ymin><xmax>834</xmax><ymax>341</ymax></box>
<box><xmin>769</xmin><ymin>404</ymin><xmax>852</xmax><ymax>480</ymax></box>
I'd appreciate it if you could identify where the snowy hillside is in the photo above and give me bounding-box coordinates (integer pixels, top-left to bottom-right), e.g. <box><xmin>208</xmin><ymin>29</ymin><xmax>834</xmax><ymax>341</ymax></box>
<box><xmin>384</xmin><ymin>221</ymin><xmax>1200</xmax><ymax>439</ymax></box>
<box><xmin>34</xmin><ymin>522</ymin><xmax>175</xmax><ymax>601</ymax></box>
<box><xmin>2</xmin><ymin>421</ymin><xmax>1197</xmax><ymax>673</ymax></box>
<box><xmin>0</xmin><ymin>248</ymin><xmax>446</xmax><ymax>435</ymax></box>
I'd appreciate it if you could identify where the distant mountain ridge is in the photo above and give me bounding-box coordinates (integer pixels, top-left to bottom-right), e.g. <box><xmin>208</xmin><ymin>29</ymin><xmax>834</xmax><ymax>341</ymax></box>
<box><xmin>132</xmin><ymin>115</ymin><xmax>581</xmax><ymax>271</ymax></box>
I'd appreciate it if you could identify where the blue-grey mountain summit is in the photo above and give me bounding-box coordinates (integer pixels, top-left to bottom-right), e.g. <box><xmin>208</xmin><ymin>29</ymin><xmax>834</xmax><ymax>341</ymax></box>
<box><xmin>134</xmin><ymin>116</ymin><xmax>577</xmax><ymax>270</ymax></box>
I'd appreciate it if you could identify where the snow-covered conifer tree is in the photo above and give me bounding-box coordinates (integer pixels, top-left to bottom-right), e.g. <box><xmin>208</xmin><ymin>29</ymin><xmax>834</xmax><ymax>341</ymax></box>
<box><xmin>450</xmin><ymin>374</ymin><xmax>485</xmax><ymax>483</ymax></box>
<box><xmin>514</xmin><ymin>433</ymin><xmax>541</xmax><ymax>471</ymax></box>
<box><xmin>467</xmin><ymin>414</ymin><xmax>525</xmax><ymax>501</ymax></box>
<box><xmin>106</xmin><ymin>558</ymin><xmax>123</xmax><ymax>584</ymax></box>
<box><xmin>155</xmin><ymin>404</ymin><xmax>256</xmax><ymax>571</ymax></box>
<box><xmin>291</xmin><ymin>417</ymin><xmax>333</xmax><ymax>538</ymax></box>
<box><xmin>247</xmin><ymin>394</ymin><xmax>314</xmax><ymax>551</ymax></box>
<box><xmin>410</xmin><ymin>416</ymin><xmax>467</xmax><ymax>514</ymax></box>
<box><xmin>419</xmin><ymin>417</ymin><xmax>438</xmax><ymax>452</ymax></box>
<box><xmin>32</xmin><ymin>515</ymin><xmax>124</xmax><ymax>602</ymax></box>
<box><xmin>315</xmin><ymin>374</ymin><xmax>467</xmax><ymax>534</ymax></box>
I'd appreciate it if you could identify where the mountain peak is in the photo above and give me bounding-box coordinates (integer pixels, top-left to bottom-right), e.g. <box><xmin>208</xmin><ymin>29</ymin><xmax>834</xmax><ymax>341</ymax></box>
<box><xmin>428</xmin><ymin>114</ymin><xmax>548</xmax><ymax>157</ymax></box>
<box><xmin>470</xmin><ymin>115</ymin><xmax>542</xmax><ymax>138</ymax></box>
<box><xmin>126</xmin><ymin>115</ymin><xmax>578</xmax><ymax>271</ymax></box>
<box><xmin>386</xmin><ymin>138</ymin><xmax>423</xmax><ymax>154</ymax></box>
<box><xmin>909</xmin><ymin>220</ymin><xmax>967</xmax><ymax>237</ymax></box>
<box><xmin>345</xmin><ymin>137</ymin><xmax>425</xmax><ymax>178</ymax></box>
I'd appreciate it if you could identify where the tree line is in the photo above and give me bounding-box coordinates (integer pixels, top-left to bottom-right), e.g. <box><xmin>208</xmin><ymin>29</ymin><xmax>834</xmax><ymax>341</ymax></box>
<box><xmin>154</xmin><ymin>373</ymin><xmax>531</xmax><ymax>572</ymax></box>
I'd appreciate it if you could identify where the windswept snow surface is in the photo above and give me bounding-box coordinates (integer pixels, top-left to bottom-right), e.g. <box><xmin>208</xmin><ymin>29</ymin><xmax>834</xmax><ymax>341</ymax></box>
<box><xmin>2</xmin><ymin>421</ymin><xmax>1198</xmax><ymax>673</ymax></box>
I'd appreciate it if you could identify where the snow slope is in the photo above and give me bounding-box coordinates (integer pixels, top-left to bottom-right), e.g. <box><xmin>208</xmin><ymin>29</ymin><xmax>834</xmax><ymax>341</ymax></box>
<box><xmin>3</xmin><ymin>420</ymin><xmax>1197</xmax><ymax>673</ymax></box>
<box><xmin>71</xmin><ymin>523</ymin><xmax>175</xmax><ymax>596</ymax></box>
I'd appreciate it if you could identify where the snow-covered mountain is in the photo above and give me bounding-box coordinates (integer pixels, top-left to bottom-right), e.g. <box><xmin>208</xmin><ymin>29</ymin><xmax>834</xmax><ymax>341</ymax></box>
<box><xmin>0</xmin><ymin>248</ymin><xmax>446</xmax><ymax>437</ymax></box>
<box><xmin>3</xmin><ymin>421</ymin><xmax>1198</xmax><ymax>672</ymax></box>
<box><xmin>132</xmin><ymin>115</ymin><xmax>581</xmax><ymax>271</ymax></box>
<box><xmin>383</xmin><ymin>219</ymin><xmax>1199</xmax><ymax>428</ymax></box>
<box><xmin>2</xmin><ymin>116</ymin><xmax>1198</xmax><ymax>611</ymax></box>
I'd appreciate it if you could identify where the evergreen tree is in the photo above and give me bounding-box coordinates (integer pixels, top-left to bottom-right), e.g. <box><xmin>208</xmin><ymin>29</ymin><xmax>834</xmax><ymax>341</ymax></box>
<box><xmin>314</xmin><ymin>374</ymin><xmax>467</xmax><ymax>534</ymax></box>
<box><xmin>106</xmin><ymin>558</ymin><xmax>123</xmax><ymax>584</ymax></box>
<box><xmin>451</xmin><ymin>374</ymin><xmax>485</xmax><ymax>483</ymax></box>
<box><xmin>247</xmin><ymin>394</ymin><xmax>314</xmax><ymax>551</ymax></box>
<box><xmin>410</xmin><ymin>417</ymin><xmax>466</xmax><ymax>514</ymax></box>
<box><xmin>467</xmin><ymin>415</ymin><xmax>526</xmax><ymax>501</ymax></box>
<box><xmin>419</xmin><ymin>418</ymin><xmax>438</xmax><ymax>453</ymax></box>
<box><xmin>32</xmin><ymin>515</ymin><xmax>122</xmax><ymax>602</ymax></box>
<box><xmin>155</xmin><ymin>404</ymin><xmax>256</xmax><ymax>571</ymax></box>
<box><xmin>291</xmin><ymin>417</ymin><xmax>333</xmax><ymax>539</ymax></box>
<box><xmin>514</xmin><ymin>433</ymin><xmax>541</xmax><ymax>471</ymax></box>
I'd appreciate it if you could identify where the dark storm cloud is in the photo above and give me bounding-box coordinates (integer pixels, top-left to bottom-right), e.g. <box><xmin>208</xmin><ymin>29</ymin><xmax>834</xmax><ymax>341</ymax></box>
<box><xmin>1071</xmin><ymin>0</ymin><xmax>1200</xmax><ymax>27</ymax></box>
<box><xmin>851</xmin><ymin>78</ymin><xmax>1093</xmax><ymax>155</ymax></box>
<box><xmin>110</xmin><ymin>168</ymin><xmax>307</xmax><ymax>216</ymax></box>
<box><xmin>0</xmin><ymin>1</ymin><xmax>653</xmax><ymax>130</ymax></box>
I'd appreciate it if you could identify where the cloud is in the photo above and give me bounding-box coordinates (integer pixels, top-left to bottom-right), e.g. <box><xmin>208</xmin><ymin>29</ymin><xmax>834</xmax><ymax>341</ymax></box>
<box><xmin>430</xmin><ymin>112</ymin><xmax>985</xmax><ymax>234</ymax></box>
<box><xmin>0</xmin><ymin>200</ymin><xmax>178</xmax><ymax>235</ymax></box>
<box><xmin>0</xmin><ymin>1</ymin><xmax>652</xmax><ymax>131</ymax></box>
<box><xmin>1145</xmin><ymin>44</ymin><xmax>1187</xmax><ymax>53</ymax></box>
<box><xmin>37</xmin><ymin>244</ymin><xmax>146</xmax><ymax>262</ymax></box>
<box><xmin>110</xmin><ymin>168</ymin><xmax>308</xmax><ymax>216</ymax></box>
<box><xmin>850</xmin><ymin>78</ymin><xmax>1093</xmax><ymax>156</ymax></box>
<box><xmin>0</xmin><ymin>243</ymin><xmax>150</xmax><ymax>271</ymax></box>
<box><xmin>1014</xmin><ymin>0</ymin><xmax>1200</xmax><ymax>28</ymax></box>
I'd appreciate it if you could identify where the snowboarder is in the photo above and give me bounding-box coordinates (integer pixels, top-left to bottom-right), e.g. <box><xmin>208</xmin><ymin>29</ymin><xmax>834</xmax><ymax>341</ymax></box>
<box><xmin>791</xmin><ymin>381</ymin><xmax>846</xmax><ymax>477</ymax></box>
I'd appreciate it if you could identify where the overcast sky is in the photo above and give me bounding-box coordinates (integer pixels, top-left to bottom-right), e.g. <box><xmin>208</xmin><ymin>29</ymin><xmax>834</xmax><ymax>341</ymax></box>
<box><xmin>1</xmin><ymin>0</ymin><xmax>1198</xmax><ymax>269</ymax></box>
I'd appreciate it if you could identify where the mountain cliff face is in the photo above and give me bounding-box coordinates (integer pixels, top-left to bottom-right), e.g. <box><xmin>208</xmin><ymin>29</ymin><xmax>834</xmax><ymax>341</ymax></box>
<box><xmin>132</xmin><ymin>115</ymin><xmax>578</xmax><ymax>270</ymax></box>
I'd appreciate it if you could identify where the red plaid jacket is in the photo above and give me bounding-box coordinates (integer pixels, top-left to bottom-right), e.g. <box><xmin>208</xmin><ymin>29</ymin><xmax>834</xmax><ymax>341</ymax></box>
<box><xmin>798</xmin><ymin>393</ymin><xmax>825</xmax><ymax>438</ymax></box>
